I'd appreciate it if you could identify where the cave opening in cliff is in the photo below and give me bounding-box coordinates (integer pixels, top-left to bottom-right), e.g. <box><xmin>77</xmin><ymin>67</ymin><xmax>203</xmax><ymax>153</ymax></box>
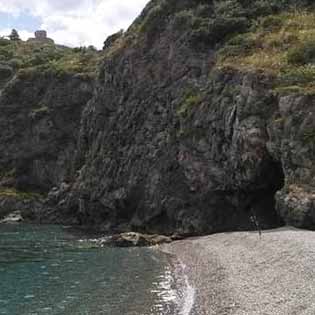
<box><xmin>247</xmin><ymin>159</ymin><xmax>285</xmax><ymax>230</ymax></box>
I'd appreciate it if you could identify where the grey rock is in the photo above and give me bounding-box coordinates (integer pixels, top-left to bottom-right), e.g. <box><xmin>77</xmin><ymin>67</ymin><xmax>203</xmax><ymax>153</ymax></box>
<box><xmin>0</xmin><ymin>210</ymin><xmax>23</xmax><ymax>224</ymax></box>
<box><xmin>0</xmin><ymin>195</ymin><xmax>44</xmax><ymax>222</ymax></box>
<box><xmin>41</xmin><ymin>3</ymin><xmax>286</xmax><ymax>233</ymax></box>
<box><xmin>2</xmin><ymin>0</ymin><xmax>315</xmax><ymax>234</ymax></box>
<box><xmin>92</xmin><ymin>232</ymin><xmax>173</xmax><ymax>247</ymax></box>
<box><xmin>0</xmin><ymin>72</ymin><xmax>94</xmax><ymax>193</ymax></box>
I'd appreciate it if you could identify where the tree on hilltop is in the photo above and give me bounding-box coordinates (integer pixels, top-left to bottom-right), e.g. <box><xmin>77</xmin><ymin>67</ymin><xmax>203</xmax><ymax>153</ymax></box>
<box><xmin>9</xmin><ymin>29</ymin><xmax>21</xmax><ymax>41</ymax></box>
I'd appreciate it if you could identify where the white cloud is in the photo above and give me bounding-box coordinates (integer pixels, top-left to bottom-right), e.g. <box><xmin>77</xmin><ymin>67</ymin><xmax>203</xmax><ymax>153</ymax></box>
<box><xmin>0</xmin><ymin>0</ymin><xmax>150</xmax><ymax>48</ymax></box>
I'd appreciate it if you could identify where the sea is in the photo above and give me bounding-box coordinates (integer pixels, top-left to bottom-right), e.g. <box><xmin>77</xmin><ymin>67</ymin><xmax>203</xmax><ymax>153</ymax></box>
<box><xmin>0</xmin><ymin>224</ymin><xmax>194</xmax><ymax>315</ymax></box>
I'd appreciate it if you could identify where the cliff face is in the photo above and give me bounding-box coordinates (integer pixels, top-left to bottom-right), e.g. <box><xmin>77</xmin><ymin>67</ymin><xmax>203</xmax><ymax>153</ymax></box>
<box><xmin>272</xmin><ymin>94</ymin><xmax>315</xmax><ymax>229</ymax></box>
<box><xmin>0</xmin><ymin>38</ymin><xmax>99</xmax><ymax>219</ymax></box>
<box><xmin>2</xmin><ymin>0</ymin><xmax>315</xmax><ymax>234</ymax></box>
<box><xmin>0</xmin><ymin>70</ymin><xmax>94</xmax><ymax>219</ymax></box>
<box><xmin>48</xmin><ymin>0</ymin><xmax>308</xmax><ymax>234</ymax></box>
<box><xmin>0</xmin><ymin>72</ymin><xmax>93</xmax><ymax>192</ymax></box>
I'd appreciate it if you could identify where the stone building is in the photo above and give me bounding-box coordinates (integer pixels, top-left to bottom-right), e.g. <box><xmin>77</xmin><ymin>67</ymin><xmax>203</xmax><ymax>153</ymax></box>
<box><xmin>27</xmin><ymin>30</ymin><xmax>54</xmax><ymax>44</ymax></box>
<box><xmin>35</xmin><ymin>30</ymin><xmax>47</xmax><ymax>40</ymax></box>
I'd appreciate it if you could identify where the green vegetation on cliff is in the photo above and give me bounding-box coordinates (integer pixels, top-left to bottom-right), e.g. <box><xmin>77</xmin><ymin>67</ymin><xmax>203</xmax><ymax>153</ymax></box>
<box><xmin>0</xmin><ymin>38</ymin><xmax>101</xmax><ymax>77</ymax></box>
<box><xmin>216</xmin><ymin>7</ymin><xmax>315</xmax><ymax>94</ymax></box>
<box><xmin>135</xmin><ymin>0</ymin><xmax>313</xmax><ymax>43</ymax></box>
<box><xmin>104</xmin><ymin>0</ymin><xmax>315</xmax><ymax>65</ymax></box>
<box><xmin>0</xmin><ymin>188</ymin><xmax>43</xmax><ymax>200</ymax></box>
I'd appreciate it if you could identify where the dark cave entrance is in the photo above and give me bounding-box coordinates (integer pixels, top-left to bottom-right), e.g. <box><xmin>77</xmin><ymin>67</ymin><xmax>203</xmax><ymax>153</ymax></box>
<box><xmin>195</xmin><ymin>157</ymin><xmax>287</xmax><ymax>235</ymax></box>
<box><xmin>245</xmin><ymin>159</ymin><xmax>285</xmax><ymax>230</ymax></box>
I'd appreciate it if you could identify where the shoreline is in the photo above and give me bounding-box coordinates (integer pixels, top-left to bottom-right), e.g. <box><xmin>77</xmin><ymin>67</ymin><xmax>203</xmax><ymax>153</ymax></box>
<box><xmin>165</xmin><ymin>252</ymin><xmax>196</xmax><ymax>315</ymax></box>
<box><xmin>160</xmin><ymin>227</ymin><xmax>315</xmax><ymax>315</ymax></box>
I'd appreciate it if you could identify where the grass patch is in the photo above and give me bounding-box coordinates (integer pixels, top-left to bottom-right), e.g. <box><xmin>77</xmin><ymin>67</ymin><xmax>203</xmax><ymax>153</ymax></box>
<box><xmin>302</xmin><ymin>129</ymin><xmax>315</xmax><ymax>144</ymax></box>
<box><xmin>32</xmin><ymin>105</ymin><xmax>49</xmax><ymax>113</ymax></box>
<box><xmin>177</xmin><ymin>89</ymin><xmax>204</xmax><ymax>116</ymax></box>
<box><xmin>29</xmin><ymin>105</ymin><xmax>50</xmax><ymax>119</ymax></box>
<box><xmin>217</xmin><ymin>10</ymin><xmax>315</xmax><ymax>94</ymax></box>
<box><xmin>0</xmin><ymin>188</ymin><xmax>43</xmax><ymax>200</ymax></box>
<box><xmin>0</xmin><ymin>169</ymin><xmax>16</xmax><ymax>180</ymax></box>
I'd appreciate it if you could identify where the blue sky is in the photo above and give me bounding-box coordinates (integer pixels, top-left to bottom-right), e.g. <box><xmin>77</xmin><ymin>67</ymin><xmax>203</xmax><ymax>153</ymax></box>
<box><xmin>0</xmin><ymin>1</ymin><xmax>150</xmax><ymax>48</ymax></box>
<box><xmin>0</xmin><ymin>12</ymin><xmax>41</xmax><ymax>32</ymax></box>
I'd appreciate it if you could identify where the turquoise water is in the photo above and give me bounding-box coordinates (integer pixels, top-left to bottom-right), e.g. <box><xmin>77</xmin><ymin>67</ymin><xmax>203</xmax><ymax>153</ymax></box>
<box><xmin>0</xmin><ymin>224</ymin><xmax>182</xmax><ymax>315</ymax></box>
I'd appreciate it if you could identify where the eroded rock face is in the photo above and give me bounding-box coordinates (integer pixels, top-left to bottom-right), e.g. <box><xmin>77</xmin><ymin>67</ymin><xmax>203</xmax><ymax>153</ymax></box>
<box><xmin>267</xmin><ymin>95</ymin><xmax>315</xmax><ymax>229</ymax></box>
<box><xmin>65</xmin><ymin>64</ymin><xmax>286</xmax><ymax>234</ymax></box>
<box><xmin>2</xmin><ymin>0</ymin><xmax>315</xmax><ymax>234</ymax></box>
<box><xmin>0</xmin><ymin>72</ymin><xmax>94</xmax><ymax>193</ymax></box>
<box><xmin>49</xmin><ymin>2</ymin><xmax>287</xmax><ymax>235</ymax></box>
<box><xmin>0</xmin><ymin>195</ymin><xmax>44</xmax><ymax>222</ymax></box>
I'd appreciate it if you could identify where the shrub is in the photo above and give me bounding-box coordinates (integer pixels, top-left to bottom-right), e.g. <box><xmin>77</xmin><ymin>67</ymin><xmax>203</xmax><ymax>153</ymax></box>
<box><xmin>287</xmin><ymin>40</ymin><xmax>315</xmax><ymax>65</ymax></box>
<box><xmin>208</xmin><ymin>16</ymin><xmax>249</xmax><ymax>44</ymax></box>
<box><xmin>173</xmin><ymin>10</ymin><xmax>193</xmax><ymax>31</ymax></box>
<box><xmin>177</xmin><ymin>89</ymin><xmax>203</xmax><ymax>116</ymax></box>
<box><xmin>8</xmin><ymin>58</ymin><xmax>23</xmax><ymax>69</ymax></box>
<box><xmin>0</xmin><ymin>64</ymin><xmax>13</xmax><ymax>79</ymax></box>
<box><xmin>0</xmin><ymin>47</ymin><xmax>13</xmax><ymax>59</ymax></box>
<box><xmin>140</xmin><ymin>5</ymin><xmax>164</xmax><ymax>35</ymax></box>
<box><xmin>279</xmin><ymin>65</ymin><xmax>315</xmax><ymax>85</ymax></box>
<box><xmin>190</xmin><ymin>17</ymin><xmax>211</xmax><ymax>45</ymax></box>
<box><xmin>219</xmin><ymin>33</ymin><xmax>256</xmax><ymax>59</ymax></box>
<box><xmin>27</xmin><ymin>54</ymin><xmax>47</xmax><ymax>67</ymax></box>
<box><xmin>195</xmin><ymin>4</ymin><xmax>212</xmax><ymax>18</ymax></box>
<box><xmin>215</xmin><ymin>0</ymin><xmax>246</xmax><ymax>18</ymax></box>
<box><xmin>0</xmin><ymin>38</ymin><xmax>11</xmax><ymax>46</ymax></box>
<box><xmin>260</xmin><ymin>15</ymin><xmax>283</xmax><ymax>31</ymax></box>
<box><xmin>287</xmin><ymin>47</ymin><xmax>306</xmax><ymax>65</ymax></box>
<box><xmin>185</xmin><ymin>94</ymin><xmax>203</xmax><ymax>107</ymax></box>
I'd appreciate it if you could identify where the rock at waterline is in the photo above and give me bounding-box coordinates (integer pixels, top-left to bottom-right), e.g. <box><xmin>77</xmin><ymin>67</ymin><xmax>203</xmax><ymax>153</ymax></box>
<box><xmin>0</xmin><ymin>211</ymin><xmax>23</xmax><ymax>224</ymax></box>
<box><xmin>91</xmin><ymin>232</ymin><xmax>174</xmax><ymax>247</ymax></box>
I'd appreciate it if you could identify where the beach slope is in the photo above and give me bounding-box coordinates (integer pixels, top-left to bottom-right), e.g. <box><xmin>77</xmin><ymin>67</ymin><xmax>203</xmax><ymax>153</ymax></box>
<box><xmin>163</xmin><ymin>227</ymin><xmax>315</xmax><ymax>315</ymax></box>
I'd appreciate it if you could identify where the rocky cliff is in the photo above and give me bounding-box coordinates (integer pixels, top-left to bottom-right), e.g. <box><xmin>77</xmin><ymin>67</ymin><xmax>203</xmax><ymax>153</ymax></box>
<box><xmin>0</xmin><ymin>42</ymin><xmax>97</xmax><ymax>219</ymax></box>
<box><xmin>0</xmin><ymin>72</ymin><xmax>93</xmax><ymax>191</ymax></box>
<box><xmin>2</xmin><ymin>0</ymin><xmax>315</xmax><ymax>235</ymax></box>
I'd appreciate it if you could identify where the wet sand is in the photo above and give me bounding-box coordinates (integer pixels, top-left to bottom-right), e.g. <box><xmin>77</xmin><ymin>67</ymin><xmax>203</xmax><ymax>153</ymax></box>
<box><xmin>161</xmin><ymin>227</ymin><xmax>315</xmax><ymax>315</ymax></box>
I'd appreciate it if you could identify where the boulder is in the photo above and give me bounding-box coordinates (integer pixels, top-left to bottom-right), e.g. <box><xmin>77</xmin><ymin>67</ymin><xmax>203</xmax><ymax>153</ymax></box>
<box><xmin>88</xmin><ymin>232</ymin><xmax>174</xmax><ymax>247</ymax></box>
<box><xmin>0</xmin><ymin>211</ymin><xmax>23</xmax><ymax>224</ymax></box>
<box><xmin>112</xmin><ymin>232</ymin><xmax>173</xmax><ymax>247</ymax></box>
<box><xmin>276</xmin><ymin>186</ymin><xmax>315</xmax><ymax>229</ymax></box>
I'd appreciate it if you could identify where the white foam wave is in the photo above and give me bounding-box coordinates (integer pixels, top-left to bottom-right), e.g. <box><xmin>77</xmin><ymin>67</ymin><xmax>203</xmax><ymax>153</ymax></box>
<box><xmin>177</xmin><ymin>261</ymin><xmax>195</xmax><ymax>315</ymax></box>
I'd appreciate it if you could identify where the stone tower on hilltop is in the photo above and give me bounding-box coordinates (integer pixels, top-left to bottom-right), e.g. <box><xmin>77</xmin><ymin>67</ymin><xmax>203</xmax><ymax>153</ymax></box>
<box><xmin>27</xmin><ymin>30</ymin><xmax>54</xmax><ymax>44</ymax></box>
<box><xmin>35</xmin><ymin>30</ymin><xmax>47</xmax><ymax>40</ymax></box>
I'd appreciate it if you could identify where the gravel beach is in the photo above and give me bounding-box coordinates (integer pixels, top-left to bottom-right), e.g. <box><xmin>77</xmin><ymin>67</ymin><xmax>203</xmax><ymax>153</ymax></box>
<box><xmin>162</xmin><ymin>227</ymin><xmax>315</xmax><ymax>315</ymax></box>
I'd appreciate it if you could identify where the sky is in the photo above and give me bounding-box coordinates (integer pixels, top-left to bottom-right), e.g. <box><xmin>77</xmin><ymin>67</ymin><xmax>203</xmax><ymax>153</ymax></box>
<box><xmin>0</xmin><ymin>0</ymin><xmax>150</xmax><ymax>49</ymax></box>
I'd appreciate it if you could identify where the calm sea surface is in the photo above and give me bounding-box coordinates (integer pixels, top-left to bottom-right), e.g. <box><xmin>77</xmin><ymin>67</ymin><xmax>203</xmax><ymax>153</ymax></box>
<box><xmin>0</xmin><ymin>224</ymin><xmax>191</xmax><ymax>315</ymax></box>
